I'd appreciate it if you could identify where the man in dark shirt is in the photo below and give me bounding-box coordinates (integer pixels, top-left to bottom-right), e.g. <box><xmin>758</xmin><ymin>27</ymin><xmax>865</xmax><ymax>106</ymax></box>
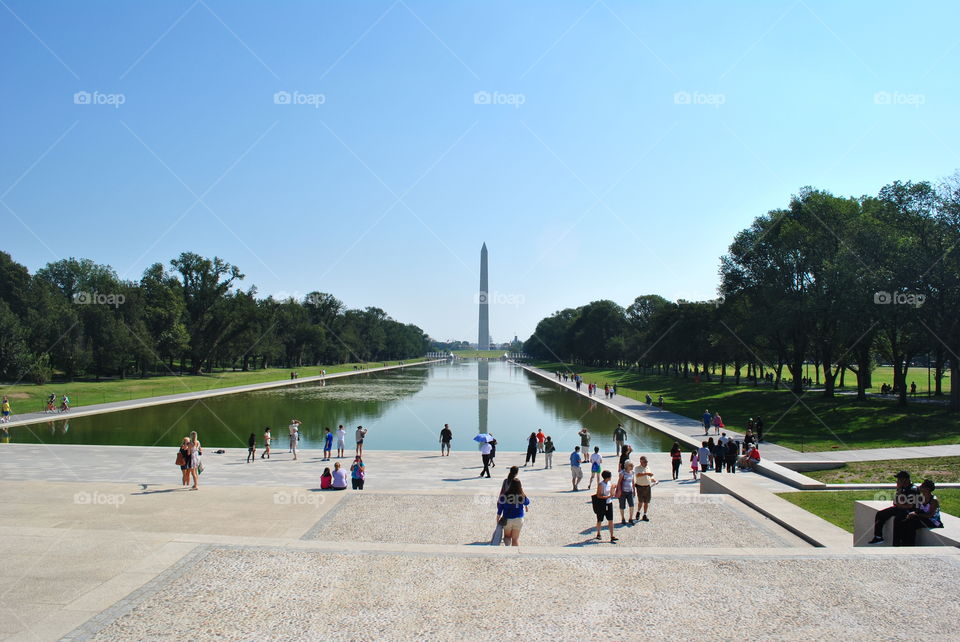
<box><xmin>613</xmin><ymin>424</ymin><xmax>627</xmax><ymax>456</ymax></box>
<box><xmin>869</xmin><ymin>471</ymin><xmax>920</xmax><ymax>544</ymax></box>
<box><xmin>439</xmin><ymin>424</ymin><xmax>453</xmax><ymax>456</ymax></box>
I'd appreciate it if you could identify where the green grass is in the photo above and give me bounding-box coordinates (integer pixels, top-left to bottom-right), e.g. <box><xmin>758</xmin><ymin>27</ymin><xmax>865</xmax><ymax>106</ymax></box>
<box><xmin>0</xmin><ymin>358</ymin><xmax>430</xmax><ymax>414</ymax></box>
<box><xmin>779</xmin><ymin>489</ymin><xmax>960</xmax><ymax>532</ymax></box>
<box><xmin>451</xmin><ymin>349</ymin><xmax>508</xmax><ymax>358</ymax></box>
<box><xmin>805</xmin><ymin>457</ymin><xmax>960</xmax><ymax>484</ymax></box>
<box><xmin>534</xmin><ymin>362</ymin><xmax>960</xmax><ymax>451</ymax></box>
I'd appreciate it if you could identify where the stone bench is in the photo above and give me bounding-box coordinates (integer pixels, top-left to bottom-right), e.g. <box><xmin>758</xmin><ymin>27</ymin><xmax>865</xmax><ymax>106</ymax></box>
<box><xmin>854</xmin><ymin>500</ymin><xmax>960</xmax><ymax>547</ymax></box>
<box><xmin>753</xmin><ymin>460</ymin><xmax>826</xmax><ymax>490</ymax></box>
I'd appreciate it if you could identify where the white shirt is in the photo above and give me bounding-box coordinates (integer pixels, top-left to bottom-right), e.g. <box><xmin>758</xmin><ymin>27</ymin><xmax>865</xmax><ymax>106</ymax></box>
<box><xmin>590</xmin><ymin>453</ymin><xmax>603</xmax><ymax>466</ymax></box>
<box><xmin>599</xmin><ymin>480</ymin><xmax>613</xmax><ymax>504</ymax></box>
<box><xmin>336</xmin><ymin>429</ymin><xmax>346</xmax><ymax>443</ymax></box>
<box><xmin>635</xmin><ymin>465</ymin><xmax>652</xmax><ymax>487</ymax></box>
<box><xmin>718</xmin><ymin>436</ymin><xmax>729</xmax><ymax>445</ymax></box>
<box><xmin>480</xmin><ymin>442</ymin><xmax>492</xmax><ymax>455</ymax></box>
<box><xmin>289</xmin><ymin>423</ymin><xmax>298</xmax><ymax>437</ymax></box>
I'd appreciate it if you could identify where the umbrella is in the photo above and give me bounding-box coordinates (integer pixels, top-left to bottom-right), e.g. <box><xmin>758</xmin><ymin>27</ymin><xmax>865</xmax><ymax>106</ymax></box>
<box><xmin>473</xmin><ymin>433</ymin><xmax>493</xmax><ymax>443</ymax></box>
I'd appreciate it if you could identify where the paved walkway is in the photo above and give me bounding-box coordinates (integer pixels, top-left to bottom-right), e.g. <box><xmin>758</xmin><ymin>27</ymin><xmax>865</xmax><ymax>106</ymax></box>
<box><xmin>519</xmin><ymin>363</ymin><xmax>960</xmax><ymax>465</ymax></box>
<box><xmin>2</xmin><ymin>360</ymin><xmax>442</xmax><ymax>429</ymax></box>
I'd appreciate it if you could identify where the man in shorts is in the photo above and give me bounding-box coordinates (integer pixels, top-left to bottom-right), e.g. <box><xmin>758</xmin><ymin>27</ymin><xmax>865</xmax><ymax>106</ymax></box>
<box><xmin>570</xmin><ymin>446</ymin><xmax>584</xmax><ymax>491</ymax></box>
<box><xmin>634</xmin><ymin>455</ymin><xmax>655</xmax><ymax>521</ymax></box>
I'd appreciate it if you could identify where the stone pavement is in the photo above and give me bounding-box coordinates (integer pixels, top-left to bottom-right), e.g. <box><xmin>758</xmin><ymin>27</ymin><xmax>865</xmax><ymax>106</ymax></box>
<box><xmin>1</xmin><ymin>443</ymin><xmax>959</xmax><ymax>640</ymax></box>
<box><xmin>2</xmin><ymin>360</ymin><xmax>442</xmax><ymax>430</ymax></box>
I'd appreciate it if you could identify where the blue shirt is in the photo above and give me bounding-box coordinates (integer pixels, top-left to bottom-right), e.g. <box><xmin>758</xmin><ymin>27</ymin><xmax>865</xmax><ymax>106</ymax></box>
<box><xmin>324</xmin><ymin>433</ymin><xmax>333</xmax><ymax>447</ymax></box>
<box><xmin>570</xmin><ymin>451</ymin><xmax>582</xmax><ymax>466</ymax></box>
<box><xmin>497</xmin><ymin>495</ymin><xmax>530</xmax><ymax>519</ymax></box>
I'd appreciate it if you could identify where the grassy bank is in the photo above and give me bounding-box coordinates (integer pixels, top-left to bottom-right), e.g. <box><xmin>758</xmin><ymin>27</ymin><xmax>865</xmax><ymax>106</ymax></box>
<box><xmin>0</xmin><ymin>358</ymin><xmax>430</xmax><ymax>414</ymax></box>
<box><xmin>804</xmin><ymin>457</ymin><xmax>960</xmax><ymax>484</ymax></box>
<box><xmin>779</xmin><ymin>489</ymin><xmax>960</xmax><ymax>533</ymax></box>
<box><xmin>533</xmin><ymin>362</ymin><xmax>960</xmax><ymax>451</ymax></box>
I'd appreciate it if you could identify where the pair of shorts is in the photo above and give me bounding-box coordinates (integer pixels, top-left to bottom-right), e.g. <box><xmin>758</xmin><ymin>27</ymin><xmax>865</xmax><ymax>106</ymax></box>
<box><xmin>571</xmin><ymin>466</ymin><xmax>583</xmax><ymax>480</ymax></box>
<box><xmin>636</xmin><ymin>486</ymin><xmax>651</xmax><ymax>503</ymax></box>
<box><xmin>595</xmin><ymin>503</ymin><xmax>613</xmax><ymax>522</ymax></box>
<box><xmin>618</xmin><ymin>493</ymin><xmax>634</xmax><ymax>509</ymax></box>
<box><xmin>504</xmin><ymin>517</ymin><xmax>524</xmax><ymax>532</ymax></box>
<box><xmin>337</xmin><ymin>440</ymin><xmax>345</xmax><ymax>448</ymax></box>
<box><xmin>591</xmin><ymin>463</ymin><xmax>601</xmax><ymax>474</ymax></box>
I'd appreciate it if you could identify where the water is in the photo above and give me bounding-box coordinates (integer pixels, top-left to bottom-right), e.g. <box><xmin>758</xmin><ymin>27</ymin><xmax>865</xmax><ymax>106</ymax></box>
<box><xmin>10</xmin><ymin>361</ymin><xmax>675</xmax><ymax>452</ymax></box>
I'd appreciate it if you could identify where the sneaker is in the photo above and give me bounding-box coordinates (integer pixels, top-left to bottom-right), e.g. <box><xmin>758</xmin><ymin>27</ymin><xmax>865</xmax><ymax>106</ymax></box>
<box><xmin>641</xmin><ymin>515</ymin><xmax>649</xmax><ymax>522</ymax></box>
<box><xmin>610</xmin><ymin>537</ymin><xmax>619</xmax><ymax>542</ymax></box>
<box><xmin>868</xmin><ymin>536</ymin><xmax>884</xmax><ymax>544</ymax></box>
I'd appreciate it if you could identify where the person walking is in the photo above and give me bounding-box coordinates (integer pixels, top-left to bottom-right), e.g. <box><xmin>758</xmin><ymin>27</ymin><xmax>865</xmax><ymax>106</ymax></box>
<box><xmin>336</xmin><ymin>425</ymin><xmax>346</xmax><ymax>458</ymax></box>
<box><xmin>755</xmin><ymin>416</ymin><xmax>764</xmax><ymax>442</ymax></box>
<box><xmin>634</xmin><ymin>455</ymin><xmax>655</xmax><ymax>522</ymax></box>
<box><xmin>440</xmin><ymin>424</ymin><xmax>453</xmax><ymax>456</ymax></box>
<box><xmin>479</xmin><ymin>439</ymin><xmax>493</xmax><ymax>478</ymax></box>
<box><xmin>593</xmin><ymin>471</ymin><xmax>618</xmax><ymax>542</ymax></box>
<box><xmin>570</xmin><ymin>446</ymin><xmax>585</xmax><ymax>491</ymax></box>
<box><xmin>697</xmin><ymin>441</ymin><xmax>710</xmax><ymax>476</ymax></box>
<box><xmin>331</xmin><ymin>461</ymin><xmax>348</xmax><ymax>490</ymax></box>
<box><xmin>488</xmin><ymin>436</ymin><xmax>497</xmax><ymax>468</ymax></box>
<box><xmin>350</xmin><ymin>457</ymin><xmax>365</xmax><ymax>490</ymax></box>
<box><xmin>669</xmin><ymin>442</ymin><xmax>682</xmax><ymax>480</ymax></box>
<box><xmin>587</xmin><ymin>446</ymin><xmax>603</xmax><ymax>489</ymax></box>
<box><xmin>187</xmin><ymin>430</ymin><xmax>202</xmax><ymax>490</ymax></box>
<box><xmin>178</xmin><ymin>437</ymin><xmax>191</xmax><ymax>486</ymax></box>
<box><xmin>497</xmin><ymin>478</ymin><xmax>530</xmax><ymax>547</ymax></box>
<box><xmin>613</xmin><ymin>423</ymin><xmax>627</xmax><ymax>456</ymax></box>
<box><xmin>701</xmin><ymin>409</ymin><xmax>712</xmax><ymax>434</ymax></box>
<box><xmin>355</xmin><ymin>425</ymin><xmax>368</xmax><ymax>457</ymax></box>
<box><xmin>260</xmin><ymin>427</ymin><xmax>271</xmax><ymax>459</ymax></box>
<box><xmin>289</xmin><ymin>420</ymin><xmax>301</xmax><ymax>461</ymax></box>
<box><xmin>725</xmin><ymin>438</ymin><xmax>738</xmax><ymax>473</ymax></box>
<box><xmin>497</xmin><ymin>466</ymin><xmax>521</xmax><ymax>545</ymax></box>
<box><xmin>543</xmin><ymin>436</ymin><xmax>555</xmax><ymax>469</ymax></box>
<box><xmin>246</xmin><ymin>432</ymin><xmax>256</xmax><ymax>463</ymax></box>
<box><xmin>524</xmin><ymin>432</ymin><xmax>538</xmax><ymax>466</ymax></box>
<box><xmin>618</xmin><ymin>444</ymin><xmax>633</xmax><ymax>472</ymax></box>
<box><xmin>690</xmin><ymin>449</ymin><xmax>700</xmax><ymax>480</ymax></box>
<box><xmin>1</xmin><ymin>396</ymin><xmax>10</xmax><ymax>423</ymax></box>
<box><xmin>536</xmin><ymin>429</ymin><xmax>546</xmax><ymax>453</ymax></box>
<box><xmin>323</xmin><ymin>428</ymin><xmax>333</xmax><ymax>461</ymax></box>
<box><xmin>712</xmin><ymin>412</ymin><xmax>723</xmax><ymax>435</ymax></box>
<box><xmin>617</xmin><ymin>460</ymin><xmax>636</xmax><ymax>524</ymax></box>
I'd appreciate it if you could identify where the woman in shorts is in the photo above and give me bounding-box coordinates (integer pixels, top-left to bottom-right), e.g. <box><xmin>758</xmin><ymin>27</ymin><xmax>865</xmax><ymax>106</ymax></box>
<box><xmin>178</xmin><ymin>437</ymin><xmax>191</xmax><ymax>486</ymax></box>
<box><xmin>497</xmin><ymin>477</ymin><xmax>530</xmax><ymax>547</ymax></box>
<box><xmin>593</xmin><ymin>470</ymin><xmax>617</xmax><ymax>542</ymax></box>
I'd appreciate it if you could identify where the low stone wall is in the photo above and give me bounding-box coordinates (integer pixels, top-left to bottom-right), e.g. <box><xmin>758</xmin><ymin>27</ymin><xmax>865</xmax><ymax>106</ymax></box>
<box><xmin>853</xmin><ymin>500</ymin><xmax>960</xmax><ymax>547</ymax></box>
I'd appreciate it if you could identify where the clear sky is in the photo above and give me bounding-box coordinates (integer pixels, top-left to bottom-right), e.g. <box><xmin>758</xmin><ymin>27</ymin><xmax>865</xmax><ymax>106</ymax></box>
<box><xmin>3</xmin><ymin>1</ymin><xmax>958</xmax><ymax>343</ymax></box>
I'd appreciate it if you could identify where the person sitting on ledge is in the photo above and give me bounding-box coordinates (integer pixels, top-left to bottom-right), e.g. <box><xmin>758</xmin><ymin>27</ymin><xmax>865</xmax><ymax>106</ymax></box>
<box><xmin>738</xmin><ymin>444</ymin><xmax>761</xmax><ymax>471</ymax></box>
<box><xmin>869</xmin><ymin>471</ymin><xmax>919</xmax><ymax>544</ymax></box>
<box><xmin>893</xmin><ymin>479</ymin><xmax>943</xmax><ymax>546</ymax></box>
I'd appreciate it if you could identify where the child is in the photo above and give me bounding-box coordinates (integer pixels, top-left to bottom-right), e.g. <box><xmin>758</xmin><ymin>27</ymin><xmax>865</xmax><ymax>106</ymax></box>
<box><xmin>690</xmin><ymin>450</ymin><xmax>700</xmax><ymax>480</ymax></box>
<box><xmin>587</xmin><ymin>447</ymin><xmax>603</xmax><ymax>490</ymax></box>
<box><xmin>323</xmin><ymin>428</ymin><xmax>333</xmax><ymax>461</ymax></box>
<box><xmin>246</xmin><ymin>433</ymin><xmax>256</xmax><ymax>463</ymax></box>
<box><xmin>320</xmin><ymin>467</ymin><xmax>332</xmax><ymax>490</ymax></box>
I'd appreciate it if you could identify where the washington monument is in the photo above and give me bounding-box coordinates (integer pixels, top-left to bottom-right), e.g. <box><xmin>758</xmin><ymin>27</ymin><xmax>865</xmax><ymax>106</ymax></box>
<box><xmin>478</xmin><ymin>243</ymin><xmax>489</xmax><ymax>350</ymax></box>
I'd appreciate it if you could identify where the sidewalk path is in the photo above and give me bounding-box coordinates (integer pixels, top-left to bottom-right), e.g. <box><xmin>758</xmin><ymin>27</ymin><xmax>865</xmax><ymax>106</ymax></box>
<box><xmin>517</xmin><ymin>363</ymin><xmax>960</xmax><ymax>465</ymax></box>
<box><xmin>2</xmin><ymin>360</ymin><xmax>443</xmax><ymax>430</ymax></box>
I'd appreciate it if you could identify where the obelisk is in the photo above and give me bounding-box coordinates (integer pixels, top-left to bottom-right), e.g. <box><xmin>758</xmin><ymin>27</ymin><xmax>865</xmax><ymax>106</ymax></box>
<box><xmin>478</xmin><ymin>243</ymin><xmax>489</xmax><ymax>350</ymax></box>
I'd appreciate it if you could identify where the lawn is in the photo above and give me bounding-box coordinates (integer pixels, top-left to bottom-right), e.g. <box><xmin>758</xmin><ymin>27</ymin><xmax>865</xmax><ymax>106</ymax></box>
<box><xmin>534</xmin><ymin>362</ymin><xmax>960</xmax><ymax>451</ymax></box>
<box><xmin>0</xmin><ymin>358</ymin><xmax>430</xmax><ymax>414</ymax></box>
<box><xmin>805</xmin><ymin>457</ymin><xmax>960</xmax><ymax>484</ymax></box>
<box><xmin>779</xmin><ymin>489</ymin><xmax>960</xmax><ymax>533</ymax></box>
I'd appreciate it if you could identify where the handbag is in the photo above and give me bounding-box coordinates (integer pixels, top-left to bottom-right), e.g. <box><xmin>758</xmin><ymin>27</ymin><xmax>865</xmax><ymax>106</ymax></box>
<box><xmin>591</xmin><ymin>495</ymin><xmax>606</xmax><ymax>515</ymax></box>
<box><xmin>197</xmin><ymin>461</ymin><xmax>204</xmax><ymax>475</ymax></box>
<box><xmin>175</xmin><ymin>451</ymin><xmax>185</xmax><ymax>466</ymax></box>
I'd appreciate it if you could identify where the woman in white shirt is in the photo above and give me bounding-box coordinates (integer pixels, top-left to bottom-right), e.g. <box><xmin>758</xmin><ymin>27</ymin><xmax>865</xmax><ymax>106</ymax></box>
<box><xmin>331</xmin><ymin>462</ymin><xmax>349</xmax><ymax>490</ymax></box>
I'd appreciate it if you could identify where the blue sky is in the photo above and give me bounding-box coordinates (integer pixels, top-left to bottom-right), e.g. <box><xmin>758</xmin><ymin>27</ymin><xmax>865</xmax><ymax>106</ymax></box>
<box><xmin>2</xmin><ymin>1</ymin><xmax>958</xmax><ymax>343</ymax></box>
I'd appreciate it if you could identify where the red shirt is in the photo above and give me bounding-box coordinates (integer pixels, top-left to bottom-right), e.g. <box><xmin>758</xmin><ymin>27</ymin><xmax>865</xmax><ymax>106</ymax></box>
<box><xmin>537</xmin><ymin>432</ymin><xmax>545</xmax><ymax>443</ymax></box>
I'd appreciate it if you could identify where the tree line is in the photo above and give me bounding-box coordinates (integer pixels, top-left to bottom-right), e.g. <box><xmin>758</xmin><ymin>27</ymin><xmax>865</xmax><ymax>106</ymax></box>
<box><xmin>524</xmin><ymin>174</ymin><xmax>960</xmax><ymax>411</ymax></box>
<box><xmin>0</xmin><ymin>251</ymin><xmax>430</xmax><ymax>383</ymax></box>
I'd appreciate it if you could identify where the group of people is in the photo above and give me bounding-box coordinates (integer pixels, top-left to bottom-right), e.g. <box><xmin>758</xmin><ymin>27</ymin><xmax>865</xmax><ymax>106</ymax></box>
<box><xmin>176</xmin><ymin>431</ymin><xmax>203</xmax><ymax>490</ymax></box>
<box><xmin>243</xmin><ymin>423</ymin><xmax>368</xmax><ymax>463</ymax></box>
<box><xmin>870</xmin><ymin>470</ymin><xmax>943</xmax><ymax>546</ymax></box>
<box><xmin>319</xmin><ymin>458</ymin><xmax>366</xmax><ymax>490</ymax></box>
<box><xmin>44</xmin><ymin>393</ymin><xmax>70</xmax><ymax>413</ymax></box>
<box><xmin>524</xmin><ymin>429</ymin><xmax>556</xmax><ymax>467</ymax></box>
<box><xmin>684</xmin><ymin>434</ymin><xmax>761</xmax><ymax>479</ymax></box>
